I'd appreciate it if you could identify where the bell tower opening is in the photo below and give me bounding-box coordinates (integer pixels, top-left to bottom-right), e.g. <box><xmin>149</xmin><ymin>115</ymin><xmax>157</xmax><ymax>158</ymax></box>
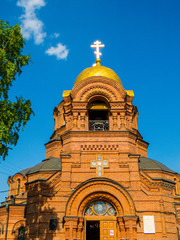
<box><xmin>88</xmin><ymin>100</ymin><xmax>109</xmax><ymax>131</ymax></box>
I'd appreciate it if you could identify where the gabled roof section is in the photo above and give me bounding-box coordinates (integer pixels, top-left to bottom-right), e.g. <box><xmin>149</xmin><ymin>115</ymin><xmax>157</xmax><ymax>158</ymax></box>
<box><xmin>27</xmin><ymin>157</ymin><xmax>61</xmax><ymax>175</ymax></box>
<box><xmin>139</xmin><ymin>157</ymin><xmax>176</xmax><ymax>174</ymax></box>
<box><xmin>18</xmin><ymin>157</ymin><xmax>61</xmax><ymax>176</ymax></box>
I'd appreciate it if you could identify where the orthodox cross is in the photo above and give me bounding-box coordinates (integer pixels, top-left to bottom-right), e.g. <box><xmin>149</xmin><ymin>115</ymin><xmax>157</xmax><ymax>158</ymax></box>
<box><xmin>91</xmin><ymin>154</ymin><xmax>109</xmax><ymax>177</ymax></box>
<box><xmin>91</xmin><ymin>40</ymin><xmax>105</xmax><ymax>60</ymax></box>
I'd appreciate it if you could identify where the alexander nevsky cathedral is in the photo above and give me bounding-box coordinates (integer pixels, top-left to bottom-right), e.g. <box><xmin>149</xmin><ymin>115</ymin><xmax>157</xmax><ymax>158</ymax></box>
<box><xmin>0</xmin><ymin>41</ymin><xmax>180</xmax><ymax>240</ymax></box>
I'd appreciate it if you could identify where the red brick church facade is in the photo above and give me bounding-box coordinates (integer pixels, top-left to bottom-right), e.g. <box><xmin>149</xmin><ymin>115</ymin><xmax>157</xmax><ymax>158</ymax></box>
<box><xmin>1</xmin><ymin>52</ymin><xmax>180</xmax><ymax>240</ymax></box>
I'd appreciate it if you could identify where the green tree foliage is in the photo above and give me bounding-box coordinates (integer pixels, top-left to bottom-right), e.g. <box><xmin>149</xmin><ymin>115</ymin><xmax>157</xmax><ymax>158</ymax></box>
<box><xmin>0</xmin><ymin>20</ymin><xmax>33</xmax><ymax>160</ymax></box>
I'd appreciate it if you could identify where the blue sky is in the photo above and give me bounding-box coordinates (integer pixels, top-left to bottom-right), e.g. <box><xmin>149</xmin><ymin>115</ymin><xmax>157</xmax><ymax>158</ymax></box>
<box><xmin>0</xmin><ymin>0</ymin><xmax>180</xmax><ymax>202</ymax></box>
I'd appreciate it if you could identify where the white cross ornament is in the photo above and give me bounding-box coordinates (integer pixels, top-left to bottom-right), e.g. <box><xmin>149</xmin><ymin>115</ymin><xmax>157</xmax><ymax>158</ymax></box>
<box><xmin>91</xmin><ymin>40</ymin><xmax>105</xmax><ymax>60</ymax></box>
<box><xmin>91</xmin><ymin>154</ymin><xmax>109</xmax><ymax>177</ymax></box>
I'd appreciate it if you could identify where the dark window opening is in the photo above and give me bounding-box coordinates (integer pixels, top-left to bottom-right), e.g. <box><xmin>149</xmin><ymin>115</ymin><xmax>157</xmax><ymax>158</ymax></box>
<box><xmin>89</xmin><ymin>110</ymin><xmax>108</xmax><ymax>121</ymax></box>
<box><xmin>86</xmin><ymin>221</ymin><xmax>100</xmax><ymax>240</ymax></box>
<box><xmin>18</xmin><ymin>226</ymin><xmax>25</xmax><ymax>240</ymax></box>
<box><xmin>49</xmin><ymin>219</ymin><xmax>57</xmax><ymax>230</ymax></box>
<box><xmin>88</xmin><ymin>100</ymin><xmax>109</xmax><ymax>131</ymax></box>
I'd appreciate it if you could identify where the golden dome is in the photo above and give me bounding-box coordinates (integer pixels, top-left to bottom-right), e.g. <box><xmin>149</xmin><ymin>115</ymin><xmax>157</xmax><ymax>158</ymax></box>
<box><xmin>74</xmin><ymin>60</ymin><xmax>122</xmax><ymax>86</ymax></box>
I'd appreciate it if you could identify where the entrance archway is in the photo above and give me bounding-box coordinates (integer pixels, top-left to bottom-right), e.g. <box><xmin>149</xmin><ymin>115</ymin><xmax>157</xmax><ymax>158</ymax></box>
<box><xmin>64</xmin><ymin>178</ymin><xmax>138</xmax><ymax>240</ymax></box>
<box><xmin>85</xmin><ymin>200</ymin><xmax>117</xmax><ymax>240</ymax></box>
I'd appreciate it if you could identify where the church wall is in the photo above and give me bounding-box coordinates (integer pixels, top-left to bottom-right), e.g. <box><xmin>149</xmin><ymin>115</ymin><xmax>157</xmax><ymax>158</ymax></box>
<box><xmin>136</xmin><ymin>213</ymin><xmax>178</xmax><ymax>239</ymax></box>
<box><xmin>4</xmin><ymin>205</ymin><xmax>25</xmax><ymax>240</ymax></box>
<box><xmin>0</xmin><ymin>207</ymin><xmax>7</xmax><ymax>240</ymax></box>
<box><xmin>26</xmin><ymin>181</ymin><xmax>71</xmax><ymax>239</ymax></box>
<box><xmin>135</xmin><ymin>201</ymin><xmax>177</xmax><ymax>238</ymax></box>
<box><xmin>128</xmin><ymin>176</ymin><xmax>178</xmax><ymax>239</ymax></box>
<box><xmin>22</xmin><ymin>153</ymin><xmax>179</xmax><ymax>240</ymax></box>
<box><xmin>146</xmin><ymin>171</ymin><xmax>174</xmax><ymax>179</ymax></box>
<box><xmin>60</xmin><ymin>134</ymin><xmax>145</xmax><ymax>155</ymax></box>
<box><xmin>46</xmin><ymin>141</ymin><xmax>62</xmax><ymax>158</ymax></box>
<box><xmin>136</xmin><ymin>141</ymin><xmax>148</xmax><ymax>157</ymax></box>
<box><xmin>59</xmin><ymin>150</ymin><xmax>141</xmax><ymax>192</ymax></box>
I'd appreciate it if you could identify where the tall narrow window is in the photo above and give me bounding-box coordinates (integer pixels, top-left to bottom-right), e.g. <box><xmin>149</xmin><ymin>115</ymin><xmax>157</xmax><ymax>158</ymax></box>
<box><xmin>16</xmin><ymin>179</ymin><xmax>20</xmax><ymax>195</ymax></box>
<box><xmin>175</xmin><ymin>178</ymin><xmax>179</xmax><ymax>195</ymax></box>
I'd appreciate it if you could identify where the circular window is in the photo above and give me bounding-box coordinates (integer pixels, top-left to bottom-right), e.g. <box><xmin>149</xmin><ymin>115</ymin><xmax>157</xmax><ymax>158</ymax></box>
<box><xmin>94</xmin><ymin>201</ymin><xmax>107</xmax><ymax>215</ymax></box>
<box><xmin>108</xmin><ymin>207</ymin><xmax>115</xmax><ymax>215</ymax></box>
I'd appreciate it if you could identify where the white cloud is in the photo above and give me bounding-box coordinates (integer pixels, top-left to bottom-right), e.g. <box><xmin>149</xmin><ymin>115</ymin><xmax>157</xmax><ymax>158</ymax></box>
<box><xmin>49</xmin><ymin>32</ymin><xmax>60</xmax><ymax>39</ymax></box>
<box><xmin>17</xmin><ymin>0</ymin><xmax>46</xmax><ymax>44</ymax></box>
<box><xmin>45</xmin><ymin>43</ymin><xmax>69</xmax><ymax>60</ymax></box>
<box><xmin>17</xmin><ymin>0</ymin><xmax>69</xmax><ymax>61</ymax></box>
<box><xmin>54</xmin><ymin>33</ymin><xmax>60</xmax><ymax>38</ymax></box>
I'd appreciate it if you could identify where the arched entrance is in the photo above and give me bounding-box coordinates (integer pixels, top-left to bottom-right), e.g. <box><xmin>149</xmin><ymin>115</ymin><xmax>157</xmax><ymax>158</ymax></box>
<box><xmin>85</xmin><ymin>200</ymin><xmax>117</xmax><ymax>240</ymax></box>
<box><xmin>64</xmin><ymin>178</ymin><xmax>138</xmax><ymax>240</ymax></box>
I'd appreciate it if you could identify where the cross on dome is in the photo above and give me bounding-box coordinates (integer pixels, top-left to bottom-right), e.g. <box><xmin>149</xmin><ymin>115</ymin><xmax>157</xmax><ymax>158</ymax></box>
<box><xmin>91</xmin><ymin>40</ymin><xmax>105</xmax><ymax>63</ymax></box>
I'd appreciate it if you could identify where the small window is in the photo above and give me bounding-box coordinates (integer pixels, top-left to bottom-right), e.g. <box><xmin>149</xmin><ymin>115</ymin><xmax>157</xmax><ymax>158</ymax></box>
<box><xmin>49</xmin><ymin>219</ymin><xmax>57</xmax><ymax>230</ymax></box>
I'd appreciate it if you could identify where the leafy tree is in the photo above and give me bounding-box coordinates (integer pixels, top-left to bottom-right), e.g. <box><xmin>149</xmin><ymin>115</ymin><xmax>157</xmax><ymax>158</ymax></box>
<box><xmin>0</xmin><ymin>20</ymin><xmax>33</xmax><ymax>160</ymax></box>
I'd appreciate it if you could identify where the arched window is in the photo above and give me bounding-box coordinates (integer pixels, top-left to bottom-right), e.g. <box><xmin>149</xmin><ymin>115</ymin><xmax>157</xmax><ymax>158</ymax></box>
<box><xmin>18</xmin><ymin>226</ymin><xmax>25</xmax><ymax>240</ymax></box>
<box><xmin>85</xmin><ymin>201</ymin><xmax>116</xmax><ymax>216</ymax></box>
<box><xmin>16</xmin><ymin>179</ymin><xmax>20</xmax><ymax>195</ymax></box>
<box><xmin>88</xmin><ymin>100</ymin><xmax>109</xmax><ymax>131</ymax></box>
<box><xmin>174</xmin><ymin>178</ymin><xmax>179</xmax><ymax>195</ymax></box>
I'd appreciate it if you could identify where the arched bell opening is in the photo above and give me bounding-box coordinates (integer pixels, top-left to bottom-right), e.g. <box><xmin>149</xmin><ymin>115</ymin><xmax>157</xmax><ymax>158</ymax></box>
<box><xmin>88</xmin><ymin>97</ymin><xmax>110</xmax><ymax>131</ymax></box>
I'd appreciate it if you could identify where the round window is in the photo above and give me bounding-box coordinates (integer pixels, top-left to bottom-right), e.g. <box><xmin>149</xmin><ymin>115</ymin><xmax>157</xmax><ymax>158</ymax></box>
<box><xmin>108</xmin><ymin>207</ymin><xmax>115</xmax><ymax>215</ymax></box>
<box><xmin>94</xmin><ymin>201</ymin><xmax>107</xmax><ymax>215</ymax></box>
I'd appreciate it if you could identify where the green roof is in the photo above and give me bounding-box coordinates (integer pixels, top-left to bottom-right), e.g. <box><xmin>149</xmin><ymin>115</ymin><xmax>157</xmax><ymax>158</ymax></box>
<box><xmin>139</xmin><ymin>157</ymin><xmax>176</xmax><ymax>174</ymax></box>
<box><xmin>18</xmin><ymin>157</ymin><xmax>61</xmax><ymax>176</ymax></box>
<box><xmin>19</xmin><ymin>167</ymin><xmax>32</xmax><ymax>177</ymax></box>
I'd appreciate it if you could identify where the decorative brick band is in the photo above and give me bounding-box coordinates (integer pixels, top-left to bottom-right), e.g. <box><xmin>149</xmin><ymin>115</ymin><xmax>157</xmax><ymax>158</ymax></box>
<box><xmin>81</xmin><ymin>144</ymin><xmax>119</xmax><ymax>151</ymax></box>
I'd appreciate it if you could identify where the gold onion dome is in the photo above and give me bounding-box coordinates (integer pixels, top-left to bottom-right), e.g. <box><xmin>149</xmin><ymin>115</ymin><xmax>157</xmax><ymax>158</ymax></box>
<box><xmin>74</xmin><ymin>59</ymin><xmax>122</xmax><ymax>87</ymax></box>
